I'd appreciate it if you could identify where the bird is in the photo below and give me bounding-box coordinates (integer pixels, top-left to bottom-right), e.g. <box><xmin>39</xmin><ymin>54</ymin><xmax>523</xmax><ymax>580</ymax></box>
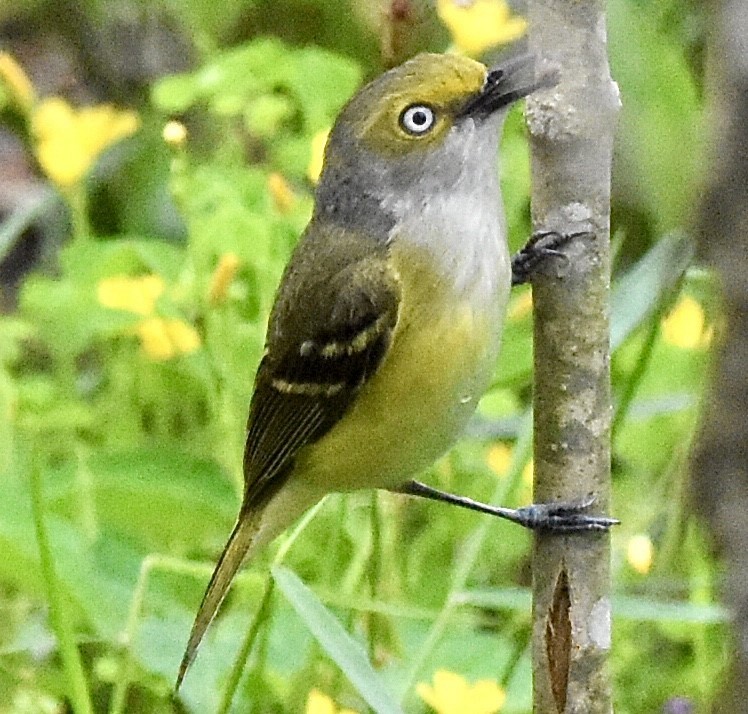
<box><xmin>176</xmin><ymin>51</ymin><xmax>616</xmax><ymax>688</ymax></box>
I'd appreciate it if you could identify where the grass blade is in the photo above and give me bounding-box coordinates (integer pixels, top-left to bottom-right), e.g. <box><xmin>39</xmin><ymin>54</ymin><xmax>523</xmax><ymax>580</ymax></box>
<box><xmin>272</xmin><ymin>564</ymin><xmax>403</xmax><ymax>714</ymax></box>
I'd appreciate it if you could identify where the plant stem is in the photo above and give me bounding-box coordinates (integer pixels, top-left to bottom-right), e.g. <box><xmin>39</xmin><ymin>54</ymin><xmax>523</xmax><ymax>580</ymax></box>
<box><xmin>30</xmin><ymin>462</ymin><xmax>94</xmax><ymax>714</ymax></box>
<box><xmin>67</xmin><ymin>184</ymin><xmax>90</xmax><ymax>244</ymax></box>
<box><xmin>218</xmin><ymin>578</ymin><xmax>275</xmax><ymax>714</ymax></box>
<box><xmin>219</xmin><ymin>499</ymin><xmax>328</xmax><ymax>712</ymax></box>
<box><xmin>110</xmin><ymin>555</ymin><xmax>215</xmax><ymax>714</ymax></box>
<box><xmin>399</xmin><ymin>413</ymin><xmax>533</xmax><ymax>704</ymax></box>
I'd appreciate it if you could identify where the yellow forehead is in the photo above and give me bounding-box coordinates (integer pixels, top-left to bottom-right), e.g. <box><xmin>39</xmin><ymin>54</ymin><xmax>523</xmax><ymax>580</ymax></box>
<box><xmin>382</xmin><ymin>53</ymin><xmax>488</xmax><ymax>106</ymax></box>
<box><xmin>339</xmin><ymin>53</ymin><xmax>488</xmax><ymax>154</ymax></box>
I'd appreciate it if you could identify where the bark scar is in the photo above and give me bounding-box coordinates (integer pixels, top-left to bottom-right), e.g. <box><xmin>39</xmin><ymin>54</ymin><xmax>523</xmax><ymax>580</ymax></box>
<box><xmin>546</xmin><ymin>565</ymin><xmax>571</xmax><ymax>713</ymax></box>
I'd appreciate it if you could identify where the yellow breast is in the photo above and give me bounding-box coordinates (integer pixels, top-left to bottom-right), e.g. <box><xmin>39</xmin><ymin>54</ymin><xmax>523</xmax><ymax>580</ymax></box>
<box><xmin>297</xmin><ymin>244</ymin><xmax>507</xmax><ymax>492</ymax></box>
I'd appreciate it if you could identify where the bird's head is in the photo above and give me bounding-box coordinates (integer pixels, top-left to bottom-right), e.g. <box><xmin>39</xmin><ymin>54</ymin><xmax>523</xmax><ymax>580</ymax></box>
<box><xmin>313</xmin><ymin>53</ymin><xmax>546</xmax><ymax>233</ymax></box>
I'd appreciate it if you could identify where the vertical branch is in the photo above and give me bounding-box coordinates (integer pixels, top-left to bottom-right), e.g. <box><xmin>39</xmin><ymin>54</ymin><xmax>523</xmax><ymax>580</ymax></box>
<box><xmin>525</xmin><ymin>1</ymin><xmax>619</xmax><ymax>712</ymax></box>
<box><xmin>692</xmin><ymin>0</ymin><xmax>748</xmax><ymax>710</ymax></box>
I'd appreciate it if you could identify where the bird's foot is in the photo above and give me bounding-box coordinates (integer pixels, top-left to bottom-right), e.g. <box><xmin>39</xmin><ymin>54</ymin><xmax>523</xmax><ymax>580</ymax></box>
<box><xmin>511</xmin><ymin>230</ymin><xmax>593</xmax><ymax>286</ymax></box>
<box><xmin>508</xmin><ymin>495</ymin><xmax>619</xmax><ymax>533</ymax></box>
<box><xmin>395</xmin><ymin>480</ymin><xmax>618</xmax><ymax>533</ymax></box>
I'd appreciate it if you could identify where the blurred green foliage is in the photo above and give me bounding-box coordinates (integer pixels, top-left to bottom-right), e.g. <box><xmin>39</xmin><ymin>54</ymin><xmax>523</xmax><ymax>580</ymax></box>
<box><xmin>0</xmin><ymin>0</ymin><xmax>727</xmax><ymax>713</ymax></box>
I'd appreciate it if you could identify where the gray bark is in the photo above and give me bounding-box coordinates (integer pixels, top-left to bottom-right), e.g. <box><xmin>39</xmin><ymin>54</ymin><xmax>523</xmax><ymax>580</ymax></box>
<box><xmin>525</xmin><ymin>1</ymin><xmax>619</xmax><ymax>712</ymax></box>
<box><xmin>691</xmin><ymin>1</ymin><xmax>748</xmax><ymax>710</ymax></box>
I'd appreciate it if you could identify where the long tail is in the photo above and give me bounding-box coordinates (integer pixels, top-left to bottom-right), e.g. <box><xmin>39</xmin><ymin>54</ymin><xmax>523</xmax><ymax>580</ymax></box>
<box><xmin>175</xmin><ymin>511</ymin><xmax>261</xmax><ymax>690</ymax></box>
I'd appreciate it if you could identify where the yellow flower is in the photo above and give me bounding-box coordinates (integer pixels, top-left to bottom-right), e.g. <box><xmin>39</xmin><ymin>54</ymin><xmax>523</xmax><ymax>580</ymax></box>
<box><xmin>268</xmin><ymin>171</ymin><xmax>297</xmax><ymax>213</ymax></box>
<box><xmin>97</xmin><ymin>274</ymin><xmax>199</xmax><ymax>360</ymax></box>
<box><xmin>162</xmin><ymin>119</ymin><xmax>187</xmax><ymax>146</ymax></box>
<box><xmin>305</xmin><ymin>689</ymin><xmax>359</xmax><ymax>714</ymax></box>
<box><xmin>437</xmin><ymin>0</ymin><xmax>527</xmax><ymax>57</ymax></box>
<box><xmin>97</xmin><ymin>275</ymin><xmax>165</xmax><ymax>316</ymax></box>
<box><xmin>486</xmin><ymin>443</ymin><xmax>512</xmax><ymax>477</ymax></box>
<box><xmin>208</xmin><ymin>253</ymin><xmax>241</xmax><ymax>305</ymax></box>
<box><xmin>417</xmin><ymin>670</ymin><xmax>506</xmax><ymax>714</ymax></box>
<box><xmin>135</xmin><ymin>317</ymin><xmax>200</xmax><ymax>361</ymax></box>
<box><xmin>626</xmin><ymin>534</ymin><xmax>654</xmax><ymax>575</ymax></box>
<box><xmin>32</xmin><ymin>97</ymin><xmax>139</xmax><ymax>188</ymax></box>
<box><xmin>0</xmin><ymin>52</ymin><xmax>35</xmax><ymax>112</ymax></box>
<box><xmin>308</xmin><ymin>128</ymin><xmax>330</xmax><ymax>184</ymax></box>
<box><xmin>661</xmin><ymin>295</ymin><xmax>712</xmax><ymax>350</ymax></box>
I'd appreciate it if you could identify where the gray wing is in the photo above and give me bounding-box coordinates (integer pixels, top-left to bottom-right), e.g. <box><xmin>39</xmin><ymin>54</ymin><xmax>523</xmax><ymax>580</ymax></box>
<box><xmin>176</xmin><ymin>232</ymin><xmax>400</xmax><ymax>688</ymax></box>
<box><xmin>242</xmin><ymin>245</ymin><xmax>401</xmax><ymax>506</ymax></box>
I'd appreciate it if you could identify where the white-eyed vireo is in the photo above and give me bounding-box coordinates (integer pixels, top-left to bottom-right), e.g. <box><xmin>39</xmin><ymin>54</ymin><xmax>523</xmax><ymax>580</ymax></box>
<box><xmin>176</xmin><ymin>52</ymin><xmax>616</xmax><ymax>687</ymax></box>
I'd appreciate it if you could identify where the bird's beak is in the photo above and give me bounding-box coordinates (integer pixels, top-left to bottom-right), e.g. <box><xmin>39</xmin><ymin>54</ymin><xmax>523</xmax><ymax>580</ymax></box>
<box><xmin>457</xmin><ymin>54</ymin><xmax>557</xmax><ymax>120</ymax></box>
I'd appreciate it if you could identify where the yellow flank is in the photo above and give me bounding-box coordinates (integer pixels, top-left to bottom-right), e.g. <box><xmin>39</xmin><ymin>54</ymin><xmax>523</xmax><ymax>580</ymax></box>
<box><xmin>297</xmin><ymin>242</ymin><xmax>501</xmax><ymax>492</ymax></box>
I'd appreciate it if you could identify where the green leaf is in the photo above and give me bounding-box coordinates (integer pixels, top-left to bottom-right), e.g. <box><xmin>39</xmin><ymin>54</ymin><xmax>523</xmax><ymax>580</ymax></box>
<box><xmin>152</xmin><ymin>38</ymin><xmax>361</xmax><ymax>129</ymax></box>
<box><xmin>45</xmin><ymin>448</ymin><xmax>237</xmax><ymax>552</ymax></box>
<box><xmin>288</xmin><ymin>46</ymin><xmax>362</xmax><ymax>130</ymax></box>
<box><xmin>19</xmin><ymin>276</ymin><xmax>104</xmax><ymax>356</ymax></box>
<box><xmin>60</xmin><ymin>238</ymin><xmax>185</xmax><ymax>283</ymax></box>
<box><xmin>272</xmin><ymin>564</ymin><xmax>404</xmax><ymax>714</ymax></box>
<box><xmin>609</xmin><ymin>0</ymin><xmax>703</xmax><ymax>231</ymax></box>
<box><xmin>0</xmin><ymin>478</ymin><xmax>151</xmax><ymax>638</ymax></box>
<box><xmin>611</xmin><ymin>232</ymin><xmax>694</xmax><ymax>349</ymax></box>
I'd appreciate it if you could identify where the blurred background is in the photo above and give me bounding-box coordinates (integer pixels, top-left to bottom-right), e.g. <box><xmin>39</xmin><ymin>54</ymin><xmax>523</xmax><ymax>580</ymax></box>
<box><xmin>0</xmin><ymin>1</ymin><xmax>729</xmax><ymax>713</ymax></box>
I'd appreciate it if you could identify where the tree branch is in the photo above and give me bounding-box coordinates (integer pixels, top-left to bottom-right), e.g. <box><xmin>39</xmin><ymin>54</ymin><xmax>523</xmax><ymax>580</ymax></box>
<box><xmin>526</xmin><ymin>1</ymin><xmax>619</xmax><ymax>712</ymax></box>
<box><xmin>691</xmin><ymin>0</ymin><xmax>748</xmax><ymax>710</ymax></box>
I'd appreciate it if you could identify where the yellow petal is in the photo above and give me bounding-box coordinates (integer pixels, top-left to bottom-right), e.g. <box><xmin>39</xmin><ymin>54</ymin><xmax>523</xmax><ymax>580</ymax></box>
<box><xmin>626</xmin><ymin>533</ymin><xmax>654</xmax><ymax>575</ymax></box>
<box><xmin>33</xmin><ymin>98</ymin><xmax>89</xmax><ymax>187</ymax></box>
<box><xmin>208</xmin><ymin>253</ymin><xmax>241</xmax><ymax>305</ymax></box>
<box><xmin>661</xmin><ymin>295</ymin><xmax>710</xmax><ymax>350</ymax></box>
<box><xmin>305</xmin><ymin>689</ymin><xmax>337</xmax><ymax>714</ymax></box>
<box><xmin>486</xmin><ymin>443</ymin><xmax>512</xmax><ymax>477</ymax></box>
<box><xmin>418</xmin><ymin>670</ymin><xmax>471</xmax><ymax>714</ymax></box>
<box><xmin>437</xmin><ymin>0</ymin><xmax>527</xmax><ymax>57</ymax></box>
<box><xmin>307</xmin><ymin>128</ymin><xmax>330</xmax><ymax>184</ymax></box>
<box><xmin>416</xmin><ymin>683</ymin><xmax>437</xmax><ymax>710</ymax></box>
<box><xmin>268</xmin><ymin>171</ymin><xmax>296</xmax><ymax>213</ymax></box>
<box><xmin>470</xmin><ymin>680</ymin><xmax>506</xmax><ymax>714</ymax></box>
<box><xmin>136</xmin><ymin>317</ymin><xmax>175</xmax><ymax>361</ymax></box>
<box><xmin>0</xmin><ymin>51</ymin><xmax>35</xmax><ymax>111</ymax></box>
<box><xmin>162</xmin><ymin>119</ymin><xmax>187</xmax><ymax>146</ymax></box>
<box><xmin>78</xmin><ymin>104</ymin><xmax>139</xmax><ymax>158</ymax></box>
<box><xmin>32</xmin><ymin>98</ymin><xmax>139</xmax><ymax>188</ymax></box>
<box><xmin>97</xmin><ymin>275</ymin><xmax>164</xmax><ymax>315</ymax></box>
<box><xmin>163</xmin><ymin>319</ymin><xmax>201</xmax><ymax>355</ymax></box>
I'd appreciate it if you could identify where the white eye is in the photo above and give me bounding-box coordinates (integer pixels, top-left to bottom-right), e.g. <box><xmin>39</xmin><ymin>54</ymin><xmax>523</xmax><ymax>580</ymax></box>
<box><xmin>399</xmin><ymin>104</ymin><xmax>436</xmax><ymax>135</ymax></box>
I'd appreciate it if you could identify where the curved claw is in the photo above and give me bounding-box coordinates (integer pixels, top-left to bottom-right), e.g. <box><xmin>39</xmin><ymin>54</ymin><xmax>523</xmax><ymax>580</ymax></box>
<box><xmin>511</xmin><ymin>230</ymin><xmax>594</xmax><ymax>285</ymax></box>
<box><xmin>514</xmin><ymin>495</ymin><xmax>620</xmax><ymax>533</ymax></box>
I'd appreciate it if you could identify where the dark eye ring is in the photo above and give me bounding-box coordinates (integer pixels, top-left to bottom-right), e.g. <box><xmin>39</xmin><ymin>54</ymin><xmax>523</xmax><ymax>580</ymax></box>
<box><xmin>399</xmin><ymin>104</ymin><xmax>436</xmax><ymax>135</ymax></box>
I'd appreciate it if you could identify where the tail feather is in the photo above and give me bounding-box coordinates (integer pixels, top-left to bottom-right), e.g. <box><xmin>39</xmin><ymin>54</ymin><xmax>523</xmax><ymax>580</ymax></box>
<box><xmin>175</xmin><ymin>512</ymin><xmax>261</xmax><ymax>689</ymax></box>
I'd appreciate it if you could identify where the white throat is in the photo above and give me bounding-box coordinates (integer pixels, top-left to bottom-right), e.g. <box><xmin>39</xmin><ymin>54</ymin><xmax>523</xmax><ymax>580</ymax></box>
<box><xmin>382</xmin><ymin>116</ymin><xmax>510</xmax><ymax>302</ymax></box>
